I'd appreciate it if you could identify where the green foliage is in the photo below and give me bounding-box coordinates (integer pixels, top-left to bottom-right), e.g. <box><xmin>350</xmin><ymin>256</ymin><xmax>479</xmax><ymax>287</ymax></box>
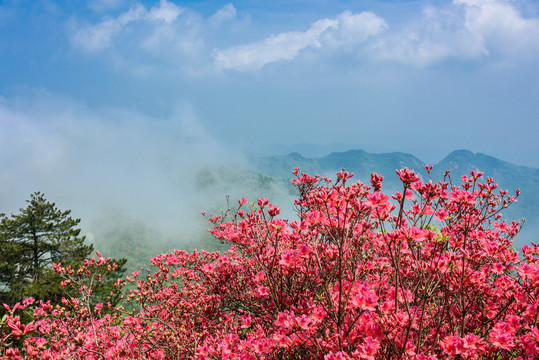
<box><xmin>0</xmin><ymin>192</ymin><xmax>126</xmax><ymax>309</ymax></box>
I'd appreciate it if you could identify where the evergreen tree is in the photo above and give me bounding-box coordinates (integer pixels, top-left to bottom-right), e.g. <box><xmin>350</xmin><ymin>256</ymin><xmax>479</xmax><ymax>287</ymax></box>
<box><xmin>0</xmin><ymin>192</ymin><xmax>126</xmax><ymax>307</ymax></box>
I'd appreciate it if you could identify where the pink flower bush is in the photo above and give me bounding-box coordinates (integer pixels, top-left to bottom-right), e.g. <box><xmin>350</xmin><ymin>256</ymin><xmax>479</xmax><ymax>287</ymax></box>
<box><xmin>2</xmin><ymin>167</ymin><xmax>538</xmax><ymax>359</ymax></box>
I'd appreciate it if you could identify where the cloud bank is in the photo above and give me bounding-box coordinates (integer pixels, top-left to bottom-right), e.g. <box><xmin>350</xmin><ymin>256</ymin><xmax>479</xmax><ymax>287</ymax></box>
<box><xmin>70</xmin><ymin>1</ymin><xmax>183</xmax><ymax>53</ymax></box>
<box><xmin>214</xmin><ymin>11</ymin><xmax>387</xmax><ymax>71</ymax></box>
<box><xmin>66</xmin><ymin>0</ymin><xmax>539</xmax><ymax>74</ymax></box>
<box><xmin>369</xmin><ymin>0</ymin><xmax>539</xmax><ymax>66</ymax></box>
<box><xmin>68</xmin><ymin>1</ymin><xmax>241</xmax><ymax>76</ymax></box>
<box><xmin>0</xmin><ymin>92</ymin><xmax>255</xmax><ymax>249</ymax></box>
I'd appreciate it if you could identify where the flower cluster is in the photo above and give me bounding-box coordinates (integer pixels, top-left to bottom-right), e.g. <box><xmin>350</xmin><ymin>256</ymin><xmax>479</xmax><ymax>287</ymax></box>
<box><xmin>1</xmin><ymin>168</ymin><xmax>537</xmax><ymax>359</ymax></box>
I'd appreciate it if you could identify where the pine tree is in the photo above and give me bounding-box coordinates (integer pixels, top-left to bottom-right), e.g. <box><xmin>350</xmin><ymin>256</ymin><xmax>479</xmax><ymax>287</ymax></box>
<box><xmin>0</xmin><ymin>192</ymin><xmax>125</xmax><ymax>307</ymax></box>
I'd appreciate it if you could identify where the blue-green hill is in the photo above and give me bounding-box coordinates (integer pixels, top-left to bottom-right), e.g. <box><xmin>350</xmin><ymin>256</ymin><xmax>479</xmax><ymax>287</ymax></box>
<box><xmin>252</xmin><ymin>149</ymin><xmax>429</xmax><ymax>190</ymax></box>
<box><xmin>252</xmin><ymin>149</ymin><xmax>538</xmax><ymax>247</ymax></box>
<box><xmin>433</xmin><ymin>149</ymin><xmax>539</xmax><ymax>228</ymax></box>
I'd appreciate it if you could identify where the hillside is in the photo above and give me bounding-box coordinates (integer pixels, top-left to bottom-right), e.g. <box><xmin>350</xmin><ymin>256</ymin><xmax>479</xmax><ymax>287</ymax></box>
<box><xmin>433</xmin><ymin>150</ymin><xmax>539</xmax><ymax>230</ymax></box>
<box><xmin>252</xmin><ymin>149</ymin><xmax>538</xmax><ymax>247</ymax></box>
<box><xmin>95</xmin><ymin>149</ymin><xmax>537</xmax><ymax>269</ymax></box>
<box><xmin>252</xmin><ymin>149</ymin><xmax>429</xmax><ymax>191</ymax></box>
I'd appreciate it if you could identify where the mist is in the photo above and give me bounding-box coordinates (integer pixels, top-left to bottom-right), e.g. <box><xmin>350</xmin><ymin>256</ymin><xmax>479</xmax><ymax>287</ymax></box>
<box><xmin>1</xmin><ymin>88</ymin><xmax>535</xmax><ymax>267</ymax></box>
<box><xmin>0</xmin><ymin>91</ymin><xmax>298</xmax><ymax>261</ymax></box>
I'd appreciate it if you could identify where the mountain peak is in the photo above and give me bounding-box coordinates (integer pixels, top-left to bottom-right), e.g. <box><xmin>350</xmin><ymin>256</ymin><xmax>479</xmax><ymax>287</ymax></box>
<box><xmin>446</xmin><ymin>149</ymin><xmax>474</xmax><ymax>158</ymax></box>
<box><xmin>287</xmin><ymin>152</ymin><xmax>305</xmax><ymax>160</ymax></box>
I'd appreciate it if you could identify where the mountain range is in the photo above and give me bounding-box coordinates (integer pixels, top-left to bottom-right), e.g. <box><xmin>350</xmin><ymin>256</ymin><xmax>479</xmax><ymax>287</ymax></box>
<box><xmin>247</xmin><ymin>149</ymin><xmax>538</xmax><ymax>247</ymax></box>
<box><xmin>98</xmin><ymin>148</ymin><xmax>538</xmax><ymax>270</ymax></box>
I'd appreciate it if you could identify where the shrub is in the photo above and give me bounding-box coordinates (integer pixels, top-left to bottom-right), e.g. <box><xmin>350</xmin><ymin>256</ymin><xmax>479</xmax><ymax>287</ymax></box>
<box><xmin>2</xmin><ymin>168</ymin><xmax>538</xmax><ymax>359</ymax></box>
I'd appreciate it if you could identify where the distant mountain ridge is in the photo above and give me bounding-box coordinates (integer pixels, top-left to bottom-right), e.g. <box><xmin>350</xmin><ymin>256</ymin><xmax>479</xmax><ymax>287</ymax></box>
<box><xmin>252</xmin><ymin>149</ymin><xmax>428</xmax><ymax>185</ymax></box>
<box><xmin>434</xmin><ymin>150</ymin><xmax>539</xmax><ymax>227</ymax></box>
<box><xmin>253</xmin><ymin>148</ymin><xmax>538</xmax><ymax>188</ymax></box>
<box><xmin>252</xmin><ymin>149</ymin><xmax>538</xmax><ymax>247</ymax></box>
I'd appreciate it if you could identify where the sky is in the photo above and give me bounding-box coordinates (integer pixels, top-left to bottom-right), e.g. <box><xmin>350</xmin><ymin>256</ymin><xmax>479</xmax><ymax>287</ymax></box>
<box><xmin>1</xmin><ymin>0</ymin><xmax>538</xmax><ymax>248</ymax></box>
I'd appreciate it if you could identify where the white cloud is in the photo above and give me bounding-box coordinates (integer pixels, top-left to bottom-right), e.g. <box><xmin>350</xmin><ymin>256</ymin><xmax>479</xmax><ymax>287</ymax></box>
<box><xmin>369</xmin><ymin>0</ymin><xmax>539</xmax><ymax>66</ymax></box>
<box><xmin>69</xmin><ymin>0</ymin><xmax>539</xmax><ymax>73</ymax></box>
<box><xmin>331</xmin><ymin>11</ymin><xmax>388</xmax><ymax>45</ymax></box>
<box><xmin>70</xmin><ymin>5</ymin><xmax>146</xmax><ymax>52</ymax></box>
<box><xmin>214</xmin><ymin>11</ymin><xmax>386</xmax><ymax>71</ymax></box>
<box><xmin>368</xmin><ymin>7</ymin><xmax>482</xmax><ymax>66</ymax></box>
<box><xmin>68</xmin><ymin>0</ymin><xmax>216</xmax><ymax>76</ymax></box>
<box><xmin>214</xmin><ymin>18</ymin><xmax>336</xmax><ymax>71</ymax></box>
<box><xmin>147</xmin><ymin>0</ymin><xmax>182</xmax><ymax>23</ymax></box>
<box><xmin>70</xmin><ymin>0</ymin><xmax>182</xmax><ymax>53</ymax></box>
<box><xmin>456</xmin><ymin>0</ymin><xmax>539</xmax><ymax>56</ymax></box>
<box><xmin>209</xmin><ymin>4</ymin><xmax>237</xmax><ymax>28</ymax></box>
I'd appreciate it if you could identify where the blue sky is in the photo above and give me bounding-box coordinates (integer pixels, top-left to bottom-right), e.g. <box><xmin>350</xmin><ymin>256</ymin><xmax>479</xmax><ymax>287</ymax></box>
<box><xmin>1</xmin><ymin>0</ymin><xmax>538</xmax><ymax>163</ymax></box>
<box><xmin>1</xmin><ymin>0</ymin><xmax>539</xmax><ymax>243</ymax></box>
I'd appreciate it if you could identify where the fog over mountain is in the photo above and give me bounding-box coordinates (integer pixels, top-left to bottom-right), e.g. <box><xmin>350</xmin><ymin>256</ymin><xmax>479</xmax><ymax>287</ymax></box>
<box><xmin>1</xmin><ymin>105</ymin><xmax>535</xmax><ymax>263</ymax></box>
